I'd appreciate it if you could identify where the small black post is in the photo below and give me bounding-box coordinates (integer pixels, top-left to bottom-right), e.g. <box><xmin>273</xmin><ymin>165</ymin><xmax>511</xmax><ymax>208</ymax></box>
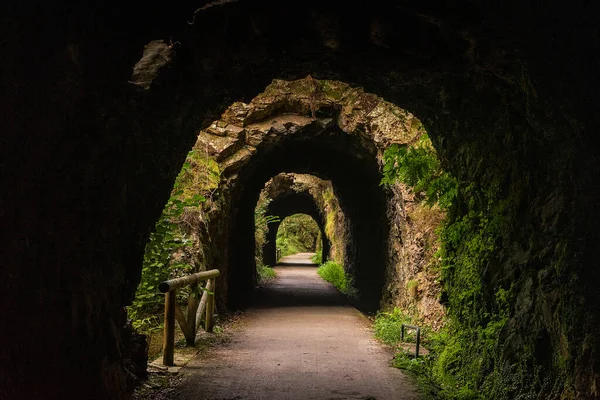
<box><xmin>400</xmin><ymin>324</ymin><xmax>421</xmax><ymax>358</ymax></box>
<box><xmin>415</xmin><ymin>327</ymin><xmax>420</xmax><ymax>358</ymax></box>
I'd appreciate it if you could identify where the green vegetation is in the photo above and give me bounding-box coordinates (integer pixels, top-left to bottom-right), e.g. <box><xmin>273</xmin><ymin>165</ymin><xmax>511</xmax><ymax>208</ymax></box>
<box><xmin>406</xmin><ymin>279</ymin><xmax>419</xmax><ymax>299</ymax></box>
<box><xmin>317</xmin><ymin>261</ymin><xmax>357</xmax><ymax>298</ymax></box>
<box><xmin>374</xmin><ymin>308</ymin><xmax>477</xmax><ymax>399</ymax></box>
<box><xmin>276</xmin><ymin>213</ymin><xmax>320</xmax><ymax>256</ymax></box>
<box><xmin>374</xmin><ymin>307</ymin><xmax>417</xmax><ymax>346</ymax></box>
<box><xmin>382</xmin><ymin>134</ymin><xmax>457</xmax><ymax>209</ymax></box>
<box><xmin>254</xmin><ymin>197</ymin><xmax>280</xmax><ymax>269</ymax></box>
<box><xmin>381</xmin><ymin>133</ymin><xmax>517</xmax><ymax>398</ymax></box>
<box><xmin>311</xmin><ymin>250</ymin><xmax>323</xmax><ymax>264</ymax></box>
<box><xmin>322</xmin><ymin>187</ymin><xmax>345</xmax><ymax>263</ymax></box>
<box><xmin>128</xmin><ymin>148</ymin><xmax>220</xmax><ymax>337</ymax></box>
<box><xmin>257</xmin><ymin>264</ymin><xmax>277</xmax><ymax>285</ymax></box>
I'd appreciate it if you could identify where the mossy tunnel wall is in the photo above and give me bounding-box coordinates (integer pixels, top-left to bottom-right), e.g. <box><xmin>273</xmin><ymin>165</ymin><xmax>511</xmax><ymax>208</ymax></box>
<box><xmin>2</xmin><ymin>1</ymin><xmax>599</xmax><ymax>399</ymax></box>
<box><xmin>227</xmin><ymin>127</ymin><xmax>389</xmax><ymax>311</ymax></box>
<box><xmin>262</xmin><ymin>192</ymin><xmax>329</xmax><ymax>269</ymax></box>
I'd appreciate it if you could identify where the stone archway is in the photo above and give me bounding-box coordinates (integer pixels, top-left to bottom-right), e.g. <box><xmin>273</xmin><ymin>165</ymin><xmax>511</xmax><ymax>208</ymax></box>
<box><xmin>263</xmin><ymin>189</ymin><xmax>328</xmax><ymax>269</ymax></box>
<box><xmin>3</xmin><ymin>2</ymin><xmax>599</xmax><ymax>398</ymax></box>
<box><xmin>195</xmin><ymin>77</ymin><xmax>421</xmax><ymax>311</ymax></box>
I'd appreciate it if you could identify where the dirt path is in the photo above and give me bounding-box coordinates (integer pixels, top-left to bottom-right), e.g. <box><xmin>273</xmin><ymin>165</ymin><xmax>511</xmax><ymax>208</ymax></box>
<box><xmin>175</xmin><ymin>253</ymin><xmax>419</xmax><ymax>400</ymax></box>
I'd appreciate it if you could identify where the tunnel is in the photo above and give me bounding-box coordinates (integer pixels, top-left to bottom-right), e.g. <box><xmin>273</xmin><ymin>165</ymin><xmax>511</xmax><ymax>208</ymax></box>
<box><xmin>227</xmin><ymin>126</ymin><xmax>389</xmax><ymax>311</ymax></box>
<box><xmin>262</xmin><ymin>191</ymin><xmax>330</xmax><ymax>269</ymax></box>
<box><xmin>3</xmin><ymin>1</ymin><xmax>600</xmax><ymax>399</ymax></box>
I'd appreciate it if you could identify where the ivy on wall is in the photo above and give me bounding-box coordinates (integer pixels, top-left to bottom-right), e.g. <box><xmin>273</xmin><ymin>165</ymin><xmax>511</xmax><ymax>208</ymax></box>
<box><xmin>128</xmin><ymin>148</ymin><xmax>219</xmax><ymax>334</ymax></box>
<box><xmin>381</xmin><ymin>133</ymin><xmax>521</xmax><ymax>399</ymax></box>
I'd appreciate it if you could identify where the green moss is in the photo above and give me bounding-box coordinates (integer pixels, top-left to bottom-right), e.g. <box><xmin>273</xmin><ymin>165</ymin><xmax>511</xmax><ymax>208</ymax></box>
<box><xmin>318</xmin><ymin>80</ymin><xmax>349</xmax><ymax>100</ymax></box>
<box><xmin>407</xmin><ymin>279</ymin><xmax>419</xmax><ymax>299</ymax></box>
<box><xmin>380</xmin><ymin>133</ymin><xmax>544</xmax><ymax>398</ymax></box>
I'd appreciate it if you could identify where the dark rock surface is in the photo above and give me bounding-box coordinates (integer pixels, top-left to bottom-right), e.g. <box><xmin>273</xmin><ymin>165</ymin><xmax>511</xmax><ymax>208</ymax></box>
<box><xmin>2</xmin><ymin>1</ymin><xmax>599</xmax><ymax>398</ymax></box>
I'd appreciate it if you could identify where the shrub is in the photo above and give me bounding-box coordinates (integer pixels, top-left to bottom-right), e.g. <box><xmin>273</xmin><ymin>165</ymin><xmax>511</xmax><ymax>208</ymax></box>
<box><xmin>374</xmin><ymin>308</ymin><xmax>415</xmax><ymax>346</ymax></box>
<box><xmin>317</xmin><ymin>261</ymin><xmax>357</xmax><ymax>298</ymax></box>
<box><xmin>311</xmin><ymin>250</ymin><xmax>323</xmax><ymax>264</ymax></box>
<box><xmin>257</xmin><ymin>264</ymin><xmax>276</xmax><ymax>285</ymax></box>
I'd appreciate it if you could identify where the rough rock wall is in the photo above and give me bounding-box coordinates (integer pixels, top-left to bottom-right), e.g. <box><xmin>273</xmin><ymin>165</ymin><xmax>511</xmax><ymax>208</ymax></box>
<box><xmin>192</xmin><ymin>77</ymin><xmax>441</xmax><ymax>321</ymax></box>
<box><xmin>257</xmin><ymin>173</ymin><xmax>344</xmax><ymax>267</ymax></box>
<box><xmin>382</xmin><ymin>182</ymin><xmax>447</xmax><ymax>329</ymax></box>
<box><xmin>2</xmin><ymin>1</ymin><xmax>599</xmax><ymax>398</ymax></box>
<box><xmin>257</xmin><ymin>173</ymin><xmax>330</xmax><ymax>267</ymax></box>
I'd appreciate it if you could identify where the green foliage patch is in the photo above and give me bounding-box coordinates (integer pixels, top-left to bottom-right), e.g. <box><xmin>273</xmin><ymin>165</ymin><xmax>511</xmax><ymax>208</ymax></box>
<box><xmin>256</xmin><ymin>264</ymin><xmax>277</xmax><ymax>285</ymax></box>
<box><xmin>311</xmin><ymin>250</ymin><xmax>323</xmax><ymax>265</ymax></box>
<box><xmin>276</xmin><ymin>213</ymin><xmax>320</xmax><ymax>256</ymax></box>
<box><xmin>254</xmin><ymin>197</ymin><xmax>280</xmax><ymax>268</ymax></box>
<box><xmin>374</xmin><ymin>308</ymin><xmax>478</xmax><ymax>400</ymax></box>
<box><xmin>128</xmin><ymin>148</ymin><xmax>219</xmax><ymax>335</ymax></box>
<box><xmin>380</xmin><ymin>133</ymin><xmax>521</xmax><ymax>398</ymax></box>
<box><xmin>317</xmin><ymin>261</ymin><xmax>357</xmax><ymax>298</ymax></box>
<box><xmin>381</xmin><ymin>134</ymin><xmax>457</xmax><ymax>209</ymax></box>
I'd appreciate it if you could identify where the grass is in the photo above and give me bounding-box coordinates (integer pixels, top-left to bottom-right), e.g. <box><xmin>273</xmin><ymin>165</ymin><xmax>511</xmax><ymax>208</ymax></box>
<box><xmin>257</xmin><ymin>264</ymin><xmax>276</xmax><ymax>285</ymax></box>
<box><xmin>311</xmin><ymin>250</ymin><xmax>322</xmax><ymax>264</ymax></box>
<box><xmin>373</xmin><ymin>308</ymin><xmax>478</xmax><ymax>400</ymax></box>
<box><xmin>316</xmin><ymin>261</ymin><xmax>357</xmax><ymax>298</ymax></box>
<box><xmin>374</xmin><ymin>307</ymin><xmax>415</xmax><ymax>346</ymax></box>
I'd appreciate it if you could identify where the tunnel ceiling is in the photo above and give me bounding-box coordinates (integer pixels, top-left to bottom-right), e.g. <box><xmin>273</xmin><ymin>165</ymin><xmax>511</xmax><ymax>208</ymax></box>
<box><xmin>267</xmin><ymin>192</ymin><xmax>322</xmax><ymax>223</ymax></box>
<box><xmin>3</xmin><ymin>1</ymin><xmax>600</xmax><ymax>399</ymax></box>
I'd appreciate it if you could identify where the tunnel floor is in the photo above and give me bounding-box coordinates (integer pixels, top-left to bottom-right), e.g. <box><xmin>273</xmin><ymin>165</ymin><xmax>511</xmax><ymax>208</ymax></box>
<box><xmin>174</xmin><ymin>253</ymin><xmax>418</xmax><ymax>399</ymax></box>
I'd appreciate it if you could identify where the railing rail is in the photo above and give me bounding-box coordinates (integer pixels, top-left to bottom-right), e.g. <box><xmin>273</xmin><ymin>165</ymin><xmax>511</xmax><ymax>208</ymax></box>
<box><xmin>401</xmin><ymin>324</ymin><xmax>421</xmax><ymax>358</ymax></box>
<box><xmin>159</xmin><ymin>269</ymin><xmax>220</xmax><ymax>366</ymax></box>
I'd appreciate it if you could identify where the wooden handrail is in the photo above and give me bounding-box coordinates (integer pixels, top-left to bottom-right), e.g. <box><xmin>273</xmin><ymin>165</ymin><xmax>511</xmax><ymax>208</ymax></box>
<box><xmin>159</xmin><ymin>269</ymin><xmax>219</xmax><ymax>366</ymax></box>
<box><xmin>159</xmin><ymin>269</ymin><xmax>220</xmax><ymax>293</ymax></box>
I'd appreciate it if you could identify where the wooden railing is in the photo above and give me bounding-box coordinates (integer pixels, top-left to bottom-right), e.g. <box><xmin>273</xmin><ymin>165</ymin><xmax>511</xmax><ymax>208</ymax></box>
<box><xmin>158</xmin><ymin>269</ymin><xmax>220</xmax><ymax>366</ymax></box>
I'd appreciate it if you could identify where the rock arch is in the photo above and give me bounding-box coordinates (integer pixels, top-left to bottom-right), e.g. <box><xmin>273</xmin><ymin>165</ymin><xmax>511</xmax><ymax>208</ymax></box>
<box><xmin>196</xmin><ymin>77</ymin><xmax>421</xmax><ymax>311</ymax></box>
<box><xmin>261</xmin><ymin>185</ymin><xmax>329</xmax><ymax>269</ymax></box>
<box><xmin>3</xmin><ymin>1</ymin><xmax>599</xmax><ymax>398</ymax></box>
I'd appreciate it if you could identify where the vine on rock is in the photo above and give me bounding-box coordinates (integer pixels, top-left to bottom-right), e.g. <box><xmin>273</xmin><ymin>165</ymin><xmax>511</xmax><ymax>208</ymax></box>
<box><xmin>380</xmin><ymin>133</ymin><xmax>520</xmax><ymax>399</ymax></box>
<box><xmin>128</xmin><ymin>147</ymin><xmax>219</xmax><ymax>337</ymax></box>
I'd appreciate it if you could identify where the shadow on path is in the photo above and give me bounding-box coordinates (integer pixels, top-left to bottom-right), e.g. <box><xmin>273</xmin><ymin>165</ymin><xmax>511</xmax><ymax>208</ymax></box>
<box><xmin>175</xmin><ymin>252</ymin><xmax>418</xmax><ymax>400</ymax></box>
<box><xmin>252</xmin><ymin>253</ymin><xmax>347</xmax><ymax>308</ymax></box>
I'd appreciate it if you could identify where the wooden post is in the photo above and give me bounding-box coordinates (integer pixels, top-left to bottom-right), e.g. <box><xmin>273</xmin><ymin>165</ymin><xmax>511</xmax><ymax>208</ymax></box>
<box><xmin>162</xmin><ymin>290</ymin><xmax>176</xmax><ymax>366</ymax></box>
<box><xmin>185</xmin><ymin>289</ymin><xmax>199</xmax><ymax>345</ymax></box>
<box><xmin>206</xmin><ymin>279</ymin><xmax>215</xmax><ymax>333</ymax></box>
<box><xmin>195</xmin><ymin>278</ymin><xmax>214</xmax><ymax>331</ymax></box>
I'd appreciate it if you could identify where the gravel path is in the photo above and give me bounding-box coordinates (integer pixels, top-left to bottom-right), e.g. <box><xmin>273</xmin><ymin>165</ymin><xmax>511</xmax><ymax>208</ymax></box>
<box><xmin>175</xmin><ymin>253</ymin><xmax>419</xmax><ymax>400</ymax></box>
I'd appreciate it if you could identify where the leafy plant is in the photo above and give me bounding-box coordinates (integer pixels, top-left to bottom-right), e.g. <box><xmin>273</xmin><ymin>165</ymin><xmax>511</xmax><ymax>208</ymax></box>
<box><xmin>311</xmin><ymin>250</ymin><xmax>323</xmax><ymax>265</ymax></box>
<box><xmin>256</xmin><ymin>264</ymin><xmax>277</xmax><ymax>285</ymax></box>
<box><xmin>276</xmin><ymin>213</ymin><xmax>320</xmax><ymax>256</ymax></box>
<box><xmin>381</xmin><ymin>134</ymin><xmax>457</xmax><ymax>209</ymax></box>
<box><xmin>374</xmin><ymin>307</ymin><xmax>416</xmax><ymax>346</ymax></box>
<box><xmin>380</xmin><ymin>133</ymin><xmax>520</xmax><ymax>397</ymax></box>
<box><xmin>254</xmin><ymin>196</ymin><xmax>280</xmax><ymax>270</ymax></box>
<box><xmin>317</xmin><ymin>261</ymin><xmax>357</xmax><ymax>298</ymax></box>
<box><xmin>128</xmin><ymin>148</ymin><xmax>218</xmax><ymax>335</ymax></box>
